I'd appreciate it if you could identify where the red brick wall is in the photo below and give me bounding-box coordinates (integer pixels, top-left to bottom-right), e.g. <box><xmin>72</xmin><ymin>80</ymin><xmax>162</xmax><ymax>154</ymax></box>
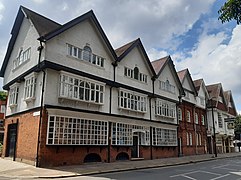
<box><xmin>3</xmin><ymin>110</ymin><xmax>39</xmax><ymax>162</ymax></box>
<box><xmin>152</xmin><ymin>146</ymin><xmax>178</xmax><ymax>159</ymax></box>
<box><xmin>178</xmin><ymin>102</ymin><xmax>207</xmax><ymax>156</ymax></box>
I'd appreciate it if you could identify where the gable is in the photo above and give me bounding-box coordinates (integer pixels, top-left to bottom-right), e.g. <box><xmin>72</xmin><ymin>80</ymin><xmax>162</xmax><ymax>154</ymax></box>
<box><xmin>45</xmin><ymin>18</ymin><xmax>116</xmax><ymax>80</ymax></box>
<box><xmin>115</xmin><ymin>46</ymin><xmax>154</xmax><ymax>93</ymax></box>
<box><xmin>155</xmin><ymin>61</ymin><xmax>181</xmax><ymax>97</ymax></box>
<box><xmin>3</xmin><ymin>17</ymin><xmax>40</xmax><ymax>86</ymax></box>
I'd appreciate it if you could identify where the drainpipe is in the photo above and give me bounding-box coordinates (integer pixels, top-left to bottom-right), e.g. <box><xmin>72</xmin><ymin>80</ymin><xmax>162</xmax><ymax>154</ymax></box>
<box><xmin>107</xmin><ymin>61</ymin><xmax>117</xmax><ymax>163</ymax></box>
<box><xmin>150</xmin><ymin>76</ymin><xmax>156</xmax><ymax>160</ymax></box>
<box><xmin>36</xmin><ymin>38</ymin><xmax>45</xmax><ymax>167</ymax></box>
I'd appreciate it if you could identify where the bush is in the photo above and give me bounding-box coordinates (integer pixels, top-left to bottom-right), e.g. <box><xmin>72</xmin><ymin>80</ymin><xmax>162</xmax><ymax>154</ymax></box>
<box><xmin>0</xmin><ymin>143</ymin><xmax>2</xmax><ymax>154</ymax></box>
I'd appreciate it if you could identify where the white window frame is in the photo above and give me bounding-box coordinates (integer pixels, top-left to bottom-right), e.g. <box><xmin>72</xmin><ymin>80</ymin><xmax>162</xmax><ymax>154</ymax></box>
<box><xmin>152</xmin><ymin>127</ymin><xmax>177</xmax><ymax>146</ymax></box>
<box><xmin>47</xmin><ymin>115</ymin><xmax>108</xmax><ymax>145</ymax></box>
<box><xmin>186</xmin><ymin>132</ymin><xmax>189</xmax><ymax>146</ymax></box>
<box><xmin>111</xmin><ymin>123</ymin><xmax>150</xmax><ymax>146</ymax></box>
<box><xmin>67</xmin><ymin>44</ymin><xmax>105</xmax><ymax>68</ymax></box>
<box><xmin>124</xmin><ymin>66</ymin><xmax>147</xmax><ymax>83</ymax></box>
<box><xmin>189</xmin><ymin>133</ymin><xmax>192</xmax><ymax>146</ymax></box>
<box><xmin>178</xmin><ymin>108</ymin><xmax>182</xmax><ymax>121</ymax></box>
<box><xmin>13</xmin><ymin>48</ymin><xmax>31</xmax><ymax>70</ymax></box>
<box><xmin>201</xmin><ymin>115</ymin><xmax>205</xmax><ymax>125</ymax></box>
<box><xmin>118</xmin><ymin>89</ymin><xmax>147</xmax><ymax>113</ymax></box>
<box><xmin>59</xmin><ymin>72</ymin><xmax>105</xmax><ymax>105</ymax></box>
<box><xmin>155</xmin><ymin>99</ymin><xmax>176</xmax><ymax>119</ymax></box>
<box><xmin>186</xmin><ymin>110</ymin><xmax>191</xmax><ymax>122</ymax></box>
<box><xmin>159</xmin><ymin>80</ymin><xmax>176</xmax><ymax>94</ymax></box>
<box><xmin>9</xmin><ymin>83</ymin><xmax>20</xmax><ymax>108</ymax></box>
<box><xmin>0</xmin><ymin>105</ymin><xmax>5</xmax><ymax>114</ymax></box>
<box><xmin>24</xmin><ymin>72</ymin><xmax>38</xmax><ymax>102</ymax></box>
<box><xmin>195</xmin><ymin>113</ymin><xmax>198</xmax><ymax>124</ymax></box>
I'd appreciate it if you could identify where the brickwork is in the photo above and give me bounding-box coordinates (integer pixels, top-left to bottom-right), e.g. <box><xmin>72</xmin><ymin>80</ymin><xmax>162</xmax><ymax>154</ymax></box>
<box><xmin>178</xmin><ymin>102</ymin><xmax>207</xmax><ymax>156</ymax></box>
<box><xmin>152</xmin><ymin>146</ymin><xmax>178</xmax><ymax>159</ymax></box>
<box><xmin>3</xmin><ymin>110</ymin><xmax>39</xmax><ymax>163</ymax></box>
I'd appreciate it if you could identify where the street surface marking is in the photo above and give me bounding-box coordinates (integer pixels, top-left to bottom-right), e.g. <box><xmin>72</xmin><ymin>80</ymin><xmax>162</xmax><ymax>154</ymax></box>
<box><xmin>198</xmin><ymin>170</ymin><xmax>221</xmax><ymax>176</ymax></box>
<box><xmin>181</xmin><ymin>175</ymin><xmax>197</xmax><ymax>180</ymax></box>
<box><xmin>170</xmin><ymin>170</ymin><xmax>200</xmax><ymax>177</ymax></box>
<box><xmin>209</xmin><ymin>174</ymin><xmax>230</xmax><ymax>180</ymax></box>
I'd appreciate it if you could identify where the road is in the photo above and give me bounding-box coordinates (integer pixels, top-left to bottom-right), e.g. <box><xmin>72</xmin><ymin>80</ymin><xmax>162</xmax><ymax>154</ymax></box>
<box><xmin>64</xmin><ymin>156</ymin><xmax>241</xmax><ymax>180</ymax></box>
<box><xmin>1</xmin><ymin>157</ymin><xmax>241</xmax><ymax>180</ymax></box>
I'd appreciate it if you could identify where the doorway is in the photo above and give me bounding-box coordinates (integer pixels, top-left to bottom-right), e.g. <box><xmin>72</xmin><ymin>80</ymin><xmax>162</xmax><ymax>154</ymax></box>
<box><xmin>6</xmin><ymin>124</ymin><xmax>17</xmax><ymax>158</ymax></box>
<box><xmin>131</xmin><ymin>134</ymin><xmax>139</xmax><ymax>158</ymax></box>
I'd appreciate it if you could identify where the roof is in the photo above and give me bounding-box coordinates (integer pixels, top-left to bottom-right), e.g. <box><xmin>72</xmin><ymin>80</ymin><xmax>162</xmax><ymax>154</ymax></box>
<box><xmin>206</xmin><ymin>83</ymin><xmax>221</xmax><ymax>100</ymax></box>
<box><xmin>0</xmin><ymin>6</ymin><xmax>118</xmax><ymax>77</ymax></box>
<box><xmin>177</xmin><ymin>68</ymin><xmax>198</xmax><ymax>96</ymax></box>
<box><xmin>193</xmin><ymin>79</ymin><xmax>203</xmax><ymax>92</ymax></box>
<box><xmin>151</xmin><ymin>56</ymin><xmax>168</xmax><ymax>75</ymax></box>
<box><xmin>151</xmin><ymin>56</ymin><xmax>185</xmax><ymax>96</ymax></box>
<box><xmin>114</xmin><ymin>38</ymin><xmax>156</xmax><ymax>77</ymax></box>
<box><xmin>21</xmin><ymin>6</ymin><xmax>61</xmax><ymax>36</ymax></box>
<box><xmin>115</xmin><ymin>39</ymin><xmax>137</xmax><ymax>57</ymax></box>
<box><xmin>0</xmin><ymin>6</ymin><xmax>60</xmax><ymax>77</ymax></box>
<box><xmin>177</xmin><ymin>69</ymin><xmax>188</xmax><ymax>83</ymax></box>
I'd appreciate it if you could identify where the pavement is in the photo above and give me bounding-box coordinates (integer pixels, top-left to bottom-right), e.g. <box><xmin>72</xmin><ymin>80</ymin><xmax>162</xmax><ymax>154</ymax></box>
<box><xmin>1</xmin><ymin>152</ymin><xmax>241</xmax><ymax>179</ymax></box>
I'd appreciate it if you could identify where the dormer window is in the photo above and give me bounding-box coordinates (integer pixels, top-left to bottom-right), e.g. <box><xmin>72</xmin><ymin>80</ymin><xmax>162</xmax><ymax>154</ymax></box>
<box><xmin>67</xmin><ymin>43</ymin><xmax>104</xmax><ymax>68</ymax></box>
<box><xmin>13</xmin><ymin>48</ymin><xmax>31</xmax><ymax>70</ymax></box>
<box><xmin>124</xmin><ymin>66</ymin><xmax>147</xmax><ymax>83</ymax></box>
<box><xmin>159</xmin><ymin>79</ymin><xmax>175</xmax><ymax>94</ymax></box>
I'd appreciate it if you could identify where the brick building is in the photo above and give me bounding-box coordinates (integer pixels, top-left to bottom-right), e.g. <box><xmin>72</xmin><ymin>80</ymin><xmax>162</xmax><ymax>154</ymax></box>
<box><xmin>177</xmin><ymin>70</ymin><xmax>208</xmax><ymax>156</ymax></box>
<box><xmin>0</xmin><ymin>6</ymin><xmax>184</xmax><ymax>167</ymax></box>
<box><xmin>0</xmin><ymin>100</ymin><xmax>6</xmax><ymax>144</ymax></box>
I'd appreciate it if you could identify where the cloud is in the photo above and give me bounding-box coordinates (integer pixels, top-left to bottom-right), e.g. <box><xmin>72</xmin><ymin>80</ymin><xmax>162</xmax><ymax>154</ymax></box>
<box><xmin>0</xmin><ymin>0</ymin><xmax>5</xmax><ymax>23</ymax></box>
<box><xmin>57</xmin><ymin>0</ymin><xmax>216</xmax><ymax>49</ymax></box>
<box><xmin>174</xmin><ymin>25</ymin><xmax>241</xmax><ymax>113</ymax></box>
<box><xmin>148</xmin><ymin>48</ymin><xmax>169</xmax><ymax>61</ymax></box>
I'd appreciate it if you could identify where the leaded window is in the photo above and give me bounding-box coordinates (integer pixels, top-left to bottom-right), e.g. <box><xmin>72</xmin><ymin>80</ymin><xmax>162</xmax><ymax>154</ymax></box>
<box><xmin>111</xmin><ymin>122</ymin><xmax>150</xmax><ymax>145</ymax></box>
<box><xmin>152</xmin><ymin>128</ymin><xmax>177</xmax><ymax>146</ymax></box>
<box><xmin>47</xmin><ymin>115</ymin><xmax>108</xmax><ymax>145</ymax></box>
<box><xmin>9</xmin><ymin>83</ymin><xmax>19</xmax><ymax>107</ymax></box>
<box><xmin>59</xmin><ymin>73</ymin><xmax>105</xmax><ymax>104</ymax></box>
<box><xmin>155</xmin><ymin>99</ymin><xmax>176</xmax><ymax>119</ymax></box>
<box><xmin>159</xmin><ymin>80</ymin><xmax>175</xmax><ymax>94</ymax></box>
<box><xmin>118</xmin><ymin>89</ymin><xmax>147</xmax><ymax>112</ymax></box>
<box><xmin>24</xmin><ymin>73</ymin><xmax>37</xmax><ymax>101</ymax></box>
<box><xmin>124</xmin><ymin>67</ymin><xmax>147</xmax><ymax>83</ymax></box>
<box><xmin>67</xmin><ymin>44</ymin><xmax>104</xmax><ymax>67</ymax></box>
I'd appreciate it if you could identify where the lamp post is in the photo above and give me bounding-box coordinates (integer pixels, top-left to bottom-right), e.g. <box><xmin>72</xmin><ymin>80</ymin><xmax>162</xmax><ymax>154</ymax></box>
<box><xmin>208</xmin><ymin>98</ymin><xmax>217</xmax><ymax>157</ymax></box>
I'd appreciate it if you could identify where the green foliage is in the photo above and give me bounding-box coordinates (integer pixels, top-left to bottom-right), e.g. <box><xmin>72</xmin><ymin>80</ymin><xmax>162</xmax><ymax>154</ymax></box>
<box><xmin>234</xmin><ymin>115</ymin><xmax>241</xmax><ymax>139</ymax></box>
<box><xmin>0</xmin><ymin>143</ymin><xmax>2</xmax><ymax>153</ymax></box>
<box><xmin>0</xmin><ymin>91</ymin><xmax>7</xmax><ymax>101</ymax></box>
<box><xmin>218</xmin><ymin>0</ymin><xmax>241</xmax><ymax>24</ymax></box>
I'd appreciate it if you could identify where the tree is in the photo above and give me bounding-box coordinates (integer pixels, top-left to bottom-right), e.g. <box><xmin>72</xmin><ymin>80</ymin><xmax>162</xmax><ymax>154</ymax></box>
<box><xmin>0</xmin><ymin>91</ymin><xmax>7</xmax><ymax>101</ymax></box>
<box><xmin>234</xmin><ymin>115</ymin><xmax>241</xmax><ymax>140</ymax></box>
<box><xmin>218</xmin><ymin>0</ymin><xmax>241</xmax><ymax>24</ymax></box>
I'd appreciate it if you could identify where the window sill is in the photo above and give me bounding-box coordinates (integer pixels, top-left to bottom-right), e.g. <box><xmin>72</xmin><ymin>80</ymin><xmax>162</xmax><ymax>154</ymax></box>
<box><xmin>66</xmin><ymin>55</ymin><xmax>105</xmax><ymax>70</ymax></box>
<box><xmin>9</xmin><ymin>104</ymin><xmax>17</xmax><ymax>108</ymax></box>
<box><xmin>58</xmin><ymin>96</ymin><xmax>104</xmax><ymax>106</ymax></box>
<box><xmin>12</xmin><ymin>59</ymin><xmax>30</xmax><ymax>72</ymax></box>
<box><xmin>155</xmin><ymin>114</ymin><xmax>175</xmax><ymax>119</ymax></box>
<box><xmin>118</xmin><ymin>107</ymin><xmax>146</xmax><ymax>114</ymax></box>
<box><xmin>24</xmin><ymin>97</ymin><xmax>36</xmax><ymax>102</ymax></box>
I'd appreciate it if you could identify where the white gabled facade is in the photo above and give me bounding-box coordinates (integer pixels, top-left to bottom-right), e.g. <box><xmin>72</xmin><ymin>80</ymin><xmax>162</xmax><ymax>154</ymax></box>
<box><xmin>0</xmin><ymin>6</ymin><xmax>187</xmax><ymax>166</ymax></box>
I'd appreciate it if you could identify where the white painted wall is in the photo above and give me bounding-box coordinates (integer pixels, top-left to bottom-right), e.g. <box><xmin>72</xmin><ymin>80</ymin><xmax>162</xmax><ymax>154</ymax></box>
<box><xmin>5</xmin><ymin>71</ymin><xmax>43</xmax><ymax>116</ymax></box>
<box><xmin>3</xmin><ymin>17</ymin><xmax>40</xmax><ymax>85</ymax></box>
<box><xmin>115</xmin><ymin>47</ymin><xmax>153</xmax><ymax>93</ymax></box>
<box><xmin>154</xmin><ymin>63</ymin><xmax>180</xmax><ymax>101</ymax></box>
<box><xmin>44</xmin><ymin>69</ymin><xmax>110</xmax><ymax>113</ymax></box>
<box><xmin>44</xmin><ymin>19</ymin><xmax>115</xmax><ymax>81</ymax></box>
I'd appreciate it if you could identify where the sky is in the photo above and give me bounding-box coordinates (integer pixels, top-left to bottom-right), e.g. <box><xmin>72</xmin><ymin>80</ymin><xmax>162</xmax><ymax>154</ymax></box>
<box><xmin>0</xmin><ymin>0</ymin><xmax>240</xmax><ymax>114</ymax></box>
